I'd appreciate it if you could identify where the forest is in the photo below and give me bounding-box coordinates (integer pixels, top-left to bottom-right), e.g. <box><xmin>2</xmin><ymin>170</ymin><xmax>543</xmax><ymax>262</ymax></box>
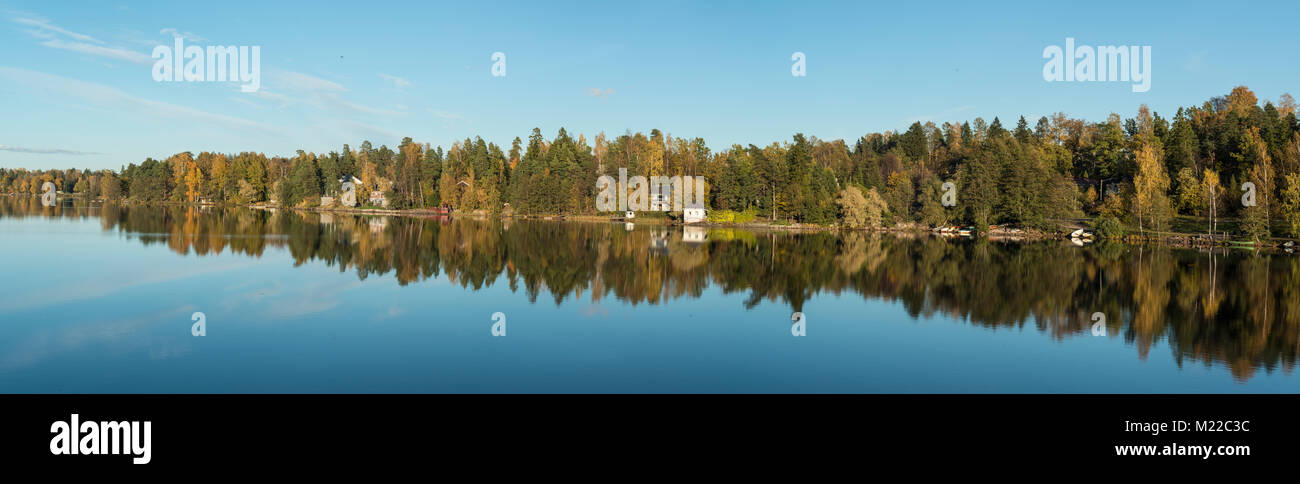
<box><xmin>3</xmin><ymin>86</ymin><xmax>1299</xmax><ymax>239</ymax></box>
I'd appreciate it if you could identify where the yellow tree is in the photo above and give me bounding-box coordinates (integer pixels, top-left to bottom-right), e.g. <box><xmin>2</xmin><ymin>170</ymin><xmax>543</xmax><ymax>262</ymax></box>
<box><xmin>1246</xmin><ymin>127</ymin><xmax>1274</xmax><ymax>220</ymax></box>
<box><xmin>1200</xmin><ymin>169</ymin><xmax>1222</xmax><ymax>235</ymax></box>
<box><xmin>1280</xmin><ymin>93</ymin><xmax>1297</xmax><ymax>117</ymax></box>
<box><xmin>647</xmin><ymin>135</ymin><xmax>665</xmax><ymax>177</ymax></box>
<box><xmin>1226</xmin><ymin>86</ymin><xmax>1258</xmax><ymax>116</ymax></box>
<box><xmin>1239</xmin><ymin>127</ymin><xmax>1274</xmax><ymax>240</ymax></box>
<box><xmin>209</xmin><ymin>154</ymin><xmax>229</xmax><ymax>201</ymax></box>
<box><xmin>1281</xmin><ymin>173</ymin><xmax>1300</xmax><ymax>238</ymax></box>
<box><xmin>167</xmin><ymin>152</ymin><xmax>196</xmax><ymax>201</ymax></box>
<box><xmin>1132</xmin><ymin>142</ymin><xmax>1171</xmax><ymax>233</ymax></box>
<box><xmin>184</xmin><ymin>161</ymin><xmax>203</xmax><ymax>202</ymax></box>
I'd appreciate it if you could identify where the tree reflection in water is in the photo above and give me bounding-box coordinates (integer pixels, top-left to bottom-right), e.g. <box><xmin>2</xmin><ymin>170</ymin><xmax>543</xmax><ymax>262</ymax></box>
<box><xmin>6</xmin><ymin>198</ymin><xmax>1298</xmax><ymax>382</ymax></box>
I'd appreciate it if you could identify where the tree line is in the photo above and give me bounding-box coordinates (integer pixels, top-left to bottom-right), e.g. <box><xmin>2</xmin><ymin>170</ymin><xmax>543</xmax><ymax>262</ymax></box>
<box><xmin>3</xmin><ymin>86</ymin><xmax>1299</xmax><ymax>238</ymax></box>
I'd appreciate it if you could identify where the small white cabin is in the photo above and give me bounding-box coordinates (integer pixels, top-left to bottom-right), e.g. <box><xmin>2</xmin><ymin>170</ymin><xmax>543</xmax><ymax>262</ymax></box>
<box><xmin>683</xmin><ymin>207</ymin><xmax>706</xmax><ymax>224</ymax></box>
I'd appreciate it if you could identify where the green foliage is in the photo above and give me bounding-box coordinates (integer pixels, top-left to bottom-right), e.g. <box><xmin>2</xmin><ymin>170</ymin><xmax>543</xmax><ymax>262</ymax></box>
<box><xmin>1282</xmin><ymin>173</ymin><xmax>1300</xmax><ymax>237</ymax></box>
<box><xmin>288</xmin><ymin>154</ymin><xmax>321</xmax><ymax>207</ymax></box>
<box><xmin>1173</xmin><ymin>167</ymin><xmax>1202</xmax><ymax>214</ymax></box>
<box><xmin>1240</xmin><ymin>205</ymin><xmax>1270</xmax><ymax>241</ymax></box>
<box><xmin>1094</xmin><ymin>214</ymin><xmax>1125</xmax><ymax>238</ymax></box>
<box><xmin>882</xmin><ymin>172</ymin><xmax>914</xmax><ymax>224</ymax></box>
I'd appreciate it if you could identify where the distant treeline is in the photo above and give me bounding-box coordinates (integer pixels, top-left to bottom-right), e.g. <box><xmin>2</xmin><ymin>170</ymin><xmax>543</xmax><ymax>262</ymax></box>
<box><xmin>4</xmin><ymin>86</ymin><xmax>1299</xmax><ymax>238</ymax></box>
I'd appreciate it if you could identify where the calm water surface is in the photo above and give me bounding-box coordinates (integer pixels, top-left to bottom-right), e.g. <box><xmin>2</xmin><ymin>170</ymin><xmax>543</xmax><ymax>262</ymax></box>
<box><xmin>1</xmin><ymin>198</ymin><xmax>1298</xmax><ymax>393</ymax></box>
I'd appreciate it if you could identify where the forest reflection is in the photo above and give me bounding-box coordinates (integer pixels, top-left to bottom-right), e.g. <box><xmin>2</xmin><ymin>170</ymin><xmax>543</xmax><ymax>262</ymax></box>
<box><xmin>6</xmin><ymin>197</ymin><xmax>1299</xmax><ymax>382</ymax></box>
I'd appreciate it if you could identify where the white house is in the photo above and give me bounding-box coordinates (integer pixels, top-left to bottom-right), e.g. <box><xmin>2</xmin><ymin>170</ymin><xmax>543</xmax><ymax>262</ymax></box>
<box><xmin>683</xmin><ymin>207</ymin><xmax>706</xmax><ymax>224</ymax></box>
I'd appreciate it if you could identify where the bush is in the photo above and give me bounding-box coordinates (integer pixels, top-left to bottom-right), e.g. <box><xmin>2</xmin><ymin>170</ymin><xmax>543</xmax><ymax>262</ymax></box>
<box><xmin>707</xmin><ymin>208</ymin><xmax>757</xmax><ymax>224</ymax></box>
<box><xmin>734</xmin><ymin>208</ymin><xmax>757</xmax><ymax>224</ymax></box>
<box><xmin>1094</xmin><ymin>214</ymin><xmax>1124</xmax><ymax>238</ymax></box>
<box><xmin>837</xmin><ymin>186</ymin><xmax>887</xmax><ymax>229</ymax></box>
<box><xmin>1239</xmin><ymin>205</ymin><xmax>1270</xmax><ymax>241</ymax></box>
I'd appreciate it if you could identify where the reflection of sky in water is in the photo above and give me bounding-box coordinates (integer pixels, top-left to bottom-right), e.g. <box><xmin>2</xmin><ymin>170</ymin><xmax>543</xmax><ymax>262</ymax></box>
<box><xmin>0</xmin><ymin>216</ymin><xmax>1296</xmax><ymax>393</ymax></box>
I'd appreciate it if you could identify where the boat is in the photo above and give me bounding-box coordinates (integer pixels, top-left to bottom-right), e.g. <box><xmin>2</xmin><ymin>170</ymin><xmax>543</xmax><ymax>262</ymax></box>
<box><xmin>1228</xmin><ymin>240</ymin><xmax>1257</xmax><ymax>251</ymax></box>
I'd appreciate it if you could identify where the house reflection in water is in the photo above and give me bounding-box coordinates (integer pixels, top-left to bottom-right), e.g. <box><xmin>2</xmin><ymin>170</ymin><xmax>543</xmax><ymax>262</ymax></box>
<box><xmin>683</xmin><ymin>226</ymin><xmax>707</xmax><ymax>245</ymax></box>
<box><xmin>649</xmin><ymin>228</ymin><xmax>669</xmax><ymax>255</ymax></box>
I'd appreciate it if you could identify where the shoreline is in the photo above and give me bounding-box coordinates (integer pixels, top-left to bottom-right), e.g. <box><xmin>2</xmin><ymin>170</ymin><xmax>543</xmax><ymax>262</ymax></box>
<box><xmin>12</xmin><ymin>194</ymin><xmax>1298</xmax><ymax>250</ymax></box>
<box><xmin>239</xmin><ymin>202</ymin><xmax>1300</xmax><ymax>250</ymax></box>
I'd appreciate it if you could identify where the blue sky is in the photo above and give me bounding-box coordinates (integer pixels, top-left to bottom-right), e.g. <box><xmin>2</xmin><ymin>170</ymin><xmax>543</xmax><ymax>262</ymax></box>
<box><xmin>1</xmin><ymin>0</ymin><xmax>1295</xmax><ymax>170</ymax></box>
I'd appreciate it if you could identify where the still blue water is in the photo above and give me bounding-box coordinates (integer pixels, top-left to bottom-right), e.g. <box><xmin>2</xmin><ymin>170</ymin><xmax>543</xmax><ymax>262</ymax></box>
<box><xmin>1</xmin><ymin>202</ymin><xmax>1296</xmax><ymax>392</ymax></box>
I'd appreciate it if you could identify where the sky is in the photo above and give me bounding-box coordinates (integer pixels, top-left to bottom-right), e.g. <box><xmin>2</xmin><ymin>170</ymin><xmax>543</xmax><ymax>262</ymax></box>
<box><xmin>1</xmin><ymin>0</ymin><xmax>1296</xmax><ymax>170</ymax></box>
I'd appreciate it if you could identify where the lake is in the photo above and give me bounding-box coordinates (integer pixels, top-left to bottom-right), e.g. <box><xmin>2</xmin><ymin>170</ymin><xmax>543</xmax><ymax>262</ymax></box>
<box><xmin>1</xmin><ymin>197</ymin><xmax>1297</xmax><ymax>393</ymax></box>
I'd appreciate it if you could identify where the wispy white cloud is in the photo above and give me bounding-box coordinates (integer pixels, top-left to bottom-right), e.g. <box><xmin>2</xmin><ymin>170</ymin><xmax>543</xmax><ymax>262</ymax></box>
<box><xmin>0</xmin><ymin>66</ymin><xmax>282</xmax><ymax>134</ymax></box>
<box><xmin>0</xmin><ymin>252</ymin><xmax>259</xmax><ymax>314</ymax></box>
<box><xmin>265</xmin><ymin>70</ymin><xmax>405</xmax><ymax>117</ymax></box>
<box><xmin>38</xmin><ymin>37</ymin><xmax>152</xmax><ymax>64</ymax></box>
<box><xmin>585</xmin><ymin>87</ymin><xmax>615</xmax><ymax>99</ymax></box>
<box><xmin>159</xmin><ymin>27</ymin><xmax>204</xmax><ymax>42</ymax></box>
<box><xmin>333</xmin><ymin>97</ymin><xmax>405</xmax><ymax>117</ymax></box>
<box><xmin>275</xmin><ymin>70</ymin><xmax>346</xmax><ymax>93</ymax></box>
<box><xmin>12</xmin><ymin>14</ymin><xmax>152</xmax><ymax>64</ymax></box>
<box><xmin>0</xmin><ymin>305</ymin><xmax>198</xmax><ymax>369</ymax></box>
<box><xmin>12</xmin><ymin>16</ymin><xmax>102</xmax><ymax>44</ymax></box>
<box><xmin>377</xmin><ymin>73</ymin><xmax>411</xmax><ymax>89</ymax></box>
<box><xmin>332</xmin><ymin>119</ymin><xmax>403</xmax><ymax>141</ymax></box>
<box><xmin>0</xmin><ymin>145</ymin><xmax>102</xmax><ymax>155</ymax></box>
<box><xmin>246</xmin><ymin>88</ymin><xmax>295</xmax><ymax>107</ymax></box>
<box><xmin>228</xmin><ymin>96</ymin><xmax>265</xmax><ymax>109</ymax></box>
<box><xmin>429</xmin><ymin>109</ymin><xmax>463</xmax><ymax>121</ymax></box>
